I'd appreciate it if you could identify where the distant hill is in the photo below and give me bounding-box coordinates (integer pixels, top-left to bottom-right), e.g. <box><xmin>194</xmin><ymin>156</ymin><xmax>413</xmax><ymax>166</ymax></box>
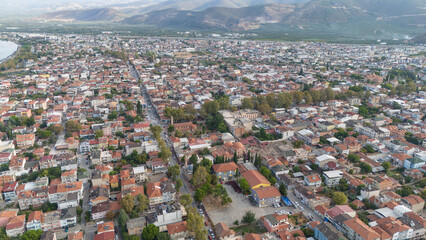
<box><xmin>136</xmin><ymin>0</ymin><xmax>308</xmax><ymax>12</ymax></box>
<box><xmin>122</xmin><ymin>4</ymin><xmax>297</xmax><ymax>30</ymax></box>
<box><xmin>411</xmin><ymin>33</ymin><xmax>426</xmax><ymax>44</ymax></box>
<box><xmin>41</xmin><ymin>8</ymin><xmax>126</xmax><ymax>21</ymax></box>
<box><xmin>36</xmin><ymin>0</ymin><xmax>426</xmax><ymax>41</ymax></box>
<box><xmin>121</xmin><ymin>0</ymin><xmax>426</xmax><ymax>30</ymax></box>
<box><xmin>284</xmin><ymin>0</ymin><xmax>426</xmax><ymax>24</ymax></box>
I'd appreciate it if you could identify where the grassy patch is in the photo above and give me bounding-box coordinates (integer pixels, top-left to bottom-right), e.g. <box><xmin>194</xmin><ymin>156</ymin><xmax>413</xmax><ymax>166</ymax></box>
<box><xmin>231</xmin><ymin>222</ymin><xmax>267</xmax><ymax>235</ymax></box>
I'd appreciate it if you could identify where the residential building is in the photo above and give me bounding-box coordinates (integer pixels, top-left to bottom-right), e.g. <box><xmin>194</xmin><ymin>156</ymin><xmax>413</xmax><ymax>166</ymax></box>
<box><xmin>212</xmin><ymin>162</ymin><xmax>239</xmax><ymax>181</ymax></box>
<box><xmin>323</xmin><ymin>170</ymin><xmax>343</xmax><ymax>186</ymax></box>
<box><xmin>251</xmin><ymin>186</ymin><xmax>281</xmax><ymax>207</ymax></box>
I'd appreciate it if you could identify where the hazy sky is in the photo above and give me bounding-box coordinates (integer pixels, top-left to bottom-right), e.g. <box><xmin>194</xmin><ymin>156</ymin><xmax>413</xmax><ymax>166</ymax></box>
<box><xmin>0</xmin><ymin>0</ymin><xmax>147</xmax><ymax>17</ymax></box>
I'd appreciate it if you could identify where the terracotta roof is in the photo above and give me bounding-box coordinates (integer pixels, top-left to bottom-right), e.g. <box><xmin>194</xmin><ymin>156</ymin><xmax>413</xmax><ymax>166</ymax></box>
<box><xmin>376</xmin><ymin>217</ymin><xmax>411</xmax><ymax>235</ymax></box>
<box><xmin>28</xmin><ymin>211</ymin><xmax>42</xmax><ymax>222</ymax></box>
<box><xmin>252</xmin><ymin>186</ymin><xmax>280</xmax><ymax>199</ymax></box>
<box><xmin>6</xmin><ymin>215</ymin><xmax>25</xmax><ymax>230</ymax></box>
<box><xmin>215</xmin><ymin>222</ymin><xmax>235</xmax><ymax>238</ymax></box>
<box><xmin>402</xmin><ymin>194</ymin><xmax>424</xmax><ymax>206</ymax></box>
<box><xmin>326</xmin><ymin>205</ymin><xmax>355</xmax><ymax>219</ymax></box>
<box><xmin>121</xmin><ymin>178</ymin><xmax>135</xmax><ymax>186</ymax></box>
<box><xmin>97</xmin><ymin>221</ymin><xmax>114</xmax><ymax>234</ymax></box>
<box><xmin>212</xmin><ymin>162</ymin><xmax>238</xmax><ymax>173</ymax></box>
<box><xmin>306</xmin><ymin>174</ymin><xmax>321</xmax><ymax>183</ymax></box>
<box><xmin>94</xmin><ymin>232</ymin><xmax>115</xmax><ymax>240</ymax></box>
<box><xmin>314</xmin><ymin>205</ymin><xmax>328</xmax><ymax>216</ymax></box>
<box><xmin>244</xmin><ymin>233</ymin><xmax>261</xmax><ymax>240</ymax></box>
<box><xmin>109</xmin><ymin>175</ymin><xmax>119</xmax><ymax>184</ymax></box>
<box><xmin>0</xmin><ymin>210</ymin><xmax>18</xmax><ymax>219</ymax></box>
<box><xmin>146</xmin><ymin>182</ymin><xmax>162</xmax><ymax>199</ymax></box>
<box><xmin>68</xmin><ymin>231</ymin><xmax>83</xmax><ymax>240</ymax></box>
<box><xmin>241</xmin><ymin>170</ymin><xmax>270</xmax><ymax>188</ymax></box>
<box><xmin>167</xmin><ymin>221</ymin><xmax>187</xmax><ymax>235</ymax></box>
<box><xmin>371</xmin><ymin>225</ymin><xmax>392</xmax><ymax>240</ymax></box>
<box><xmin>343</xmin><ymin>217</ymin><xmax>380</xmax><ymax>240</ymax></box>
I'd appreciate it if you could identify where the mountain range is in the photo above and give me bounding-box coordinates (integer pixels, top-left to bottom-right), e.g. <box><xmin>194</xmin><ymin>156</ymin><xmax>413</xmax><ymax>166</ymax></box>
<box><xmin>26</xmin><ymin>0</ymin><xmax>426</xmax><ymax>41</ymax></box>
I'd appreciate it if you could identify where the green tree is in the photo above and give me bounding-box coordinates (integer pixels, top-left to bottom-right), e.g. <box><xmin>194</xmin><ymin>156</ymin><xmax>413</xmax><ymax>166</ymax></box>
<box><xmin>241</xmin><ymin>98</ymin><xmax>254</xmax><ymax>109</ymax></box>
<box><xmin>187</xmin><ymin>207</ymin><xmax>207</xmax><ymax>240</ymax></box>
<box><xmin>0</xmin><ymin>227</ymin><xmax>7</xmax><ymax>240</ymax></box>
<box><xmin>194</xmin><ymin>188</ymin><xmax>207</xmax><ymax>202</ymax></box>
<box><xmin>301</xmin><ymin>227</ymin><xmax>314</xmax><ymax>238</ymax></box>
<box><xmin>120</xmin><ymin>194</ymin><xmax>135</xmax><ymax>213</ymax></box>
<box><xmin>242</xmin><ymin>210</ymin><xmax>256</xmax><ymax>224</ymax></box>
<box><xmin>348</xmin><ymin>154</ymin><xmax>360</xmax><ymax>163</ymax></box>
<box><xmin>238</xmin><ymin>178</ymin><xmax>251</xmax><ymax>195</ymax></box>
<box><xmin>192</xmin><ymin>166</ymin><xmax>211</xmax><ymax>188</ymax></box>
<box><xmin>106</xmin><ymin>211</ymin><xmax>115</xmax><ymax>220</ymax></box>
<box><xmin>48</xmin><ymin>124</ymin><xmax>64</xmax><ymax>135</ymax></box>
<box><xmin>293</xmin><ymin>91</ymin><xmax>303</xmax><ymax>104</ymax></box>
<box><xmin>396</xmin><ymin>185</ymin><xmax>413</xmax><ymax>197</ymax></box>
<box><xmin>36</xmin><ymin>129</ymin><xmax>53</xmax><ymax>139</ymax></box>
<box><xmin>118</xmin><ymin>209</ymin><xmax>129</xmax><ymax>230</ymax></box>
<box><xmin>304</xmin><ymin>92</ymin><xmax>312</xmax><ymax>105</ymax></box>
<box><xmin>292</xmin><ymin>140</ymin><xmax>304</xmax><ymax>148</ymax></box>
<box><xmin>135</xmin><ymin>194</ymin><xmax>148</xmax><ymax>212</ymax></box>
<box><xmin>167</xmin><ymin>165</ymin><xmax>181</xmax><ymax>181</ymax></box>
<box><xmin>332</xmin><ymin>191</ymin><xmax>348</xmax><ymax>205</ymax></box>
<box><xmin>156</xmin><ymin>232</ymin><xmax>172</xmax><ymax>240</ymax></box>
<box><xmin>136</xmin><ymin>101</ymin><xmax>143</xmax><ymax>115</ymax></box>
<box><xmin>65</xmin><ymin>120</ymin><xmax>82</xmax><ymax>132</ymax></box>
<box><xmin>108</xmin><ymin>111</ymin><xmax>118</xmax><ymax>120</ymax></box>
<box><xmin>217</xmin><ymin>123</ymin><xmax>227</xmax><ymax>133</ymax></box>
<box><xmin>141</xmin><ymin>224</ymin><xmax>159</xmax><ymax>240</ymax></box>
<box><xmin>360</xmin><ymin>162</ymin><xmax>372</xmax><ymax>174</ymax></box>
<box><xmin>382</xmin><ymin>162</ymin><xmax>391</xmax><ymax>172</ymax></box>
<box><xmin>94</xmin><ymin>129</ymin><xmax>104</xmax><ymax>139</ymax></box>
<box><xmin>200</xmin><ymin>100</ymin><xmax>220</xmax><ymax>118</ymax></box>
<box><xmin>23</xmin><ymin>116</ymin><xmax>36</xmax><ymax>127</ymax></box>
<box><xmin>325</xmin><ymin>87</ymin><xmax>335</xmax><ymax>100</ymax></box>
<box><xmin>257</xmin><ymin>102</ymin><xmax>272</xmax><ymax>115</ymax></box>
<box><xmin>167</xmin><ymin>125</ymin><xmax>175</xmax><ymax>132</ymax></box>
<box><xmin>150</xmin><ymin>125</ymin><xmax>162</xmax><ymax>140</ymax></box>
<box><xmin>180</xmin><ymin>194</ymin><xmax>193</xmax><ymax>208</ymax></box>
<box><xmin>21</xmin><ymin>229</ymin><xmax>43</xmax><ymax>240</ymax></box>
<box><xmin>279</xmin><ymin>183</ymin><xmax>287</xmax><ymax>196</ymax></box>
<box><xmin>175</xmin><ymin>179</ymin><xmax>183</xmax><ymax>192</ymax></box>
<box><xmin>159</xmin><ymin>141</ymin><xmax>171</xmax><ymax>162</ymax></box>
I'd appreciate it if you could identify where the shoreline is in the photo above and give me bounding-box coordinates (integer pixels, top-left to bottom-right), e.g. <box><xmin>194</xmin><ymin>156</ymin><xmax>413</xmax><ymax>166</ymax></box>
<box><xmin>0</xmin><ymin>41</ymin><xmax>20</xmax><ymax>65</ymax></box>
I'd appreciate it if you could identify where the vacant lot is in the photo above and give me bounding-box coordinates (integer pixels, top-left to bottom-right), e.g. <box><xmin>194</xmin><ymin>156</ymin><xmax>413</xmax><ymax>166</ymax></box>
<box><xmin>208</xmin><ymin>184</ymin><xmax>295</xmax><ymax>226</ymax></box>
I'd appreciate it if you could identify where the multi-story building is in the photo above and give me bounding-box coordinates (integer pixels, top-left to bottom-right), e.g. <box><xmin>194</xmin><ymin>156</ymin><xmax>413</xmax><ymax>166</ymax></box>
<box><xmin>314</xmin><ymin>222</ymin><xmax>347</xmax><ymax>240</ymax></box>
<box><xmin>323</xmin><ymin>170</ymin><xmax>343</xmax><ymax>186</ymax></box>
<box><xmin>26</xmin><ymin>211</ymin><xmax>42</xmax><ymax>231</ymax></box>
<box><xmin>15</xmin><ymin>134</ymin><xmax>35</xmax><ymax>148</ymax></box>
<box><xmin>401</xmin><ymin>195</ymin><xmax>425</xmax><ymax>213</ymax></box>
<box><xmin>252</xmin><ymin>186</ymin><xmax>281</xmax><ymax>208</ymax></box>
<box><xmin>376</xmin><ymin>217</ymin><xmax>413</xmax><ymax>240</ymax></box>
<box><xmin>48</xmin><ymin>181</ymin><xmax>83</xmax><ymax>204</ymax></box>
<box><xmin>342</xmin><ymin>217</ymin><xmax>380</xmax><ymax>240</ymax></box>
<box><xmin>126</xmin><ymin>217</ymin><xmax>146</xmax><ymax>236</ymax></box>
<box><xmin>212</xmin><ymin>162</ymin><xmax>239</xmax><ymax>181</ymax></box>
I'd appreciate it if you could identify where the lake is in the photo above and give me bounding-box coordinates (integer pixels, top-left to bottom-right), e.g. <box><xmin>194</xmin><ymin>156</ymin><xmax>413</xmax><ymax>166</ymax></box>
<box><xmin>0</xmin><ymin>40</ymin><xmax>18</xmax><ymax>63</ymax></box>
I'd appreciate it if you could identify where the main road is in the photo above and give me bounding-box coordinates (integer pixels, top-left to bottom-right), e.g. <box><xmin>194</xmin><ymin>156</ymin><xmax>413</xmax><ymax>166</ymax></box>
<box><xmin>129</xmin><ymin>64</ymin><xmax>191</xmax><ymax>194</ymax></box>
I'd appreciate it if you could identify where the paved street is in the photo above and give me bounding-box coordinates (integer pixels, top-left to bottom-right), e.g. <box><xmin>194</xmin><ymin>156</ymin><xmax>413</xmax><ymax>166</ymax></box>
<box><xmin>286</xmin><ymin>190</ymin><xmax>322</xmax><ymax>222</ymax></box>
<box><xmin>129</xmin><ymin>64</ymin><xmax>191</xmax><ymax>194</ymax></box>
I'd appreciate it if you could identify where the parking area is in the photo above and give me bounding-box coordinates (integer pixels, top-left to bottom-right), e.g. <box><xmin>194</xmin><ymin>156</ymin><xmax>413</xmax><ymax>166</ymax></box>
<box><xmin>208</xmin><ymin>185</ymin><xmax>297</xmax><ymax>226</ymax></box>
